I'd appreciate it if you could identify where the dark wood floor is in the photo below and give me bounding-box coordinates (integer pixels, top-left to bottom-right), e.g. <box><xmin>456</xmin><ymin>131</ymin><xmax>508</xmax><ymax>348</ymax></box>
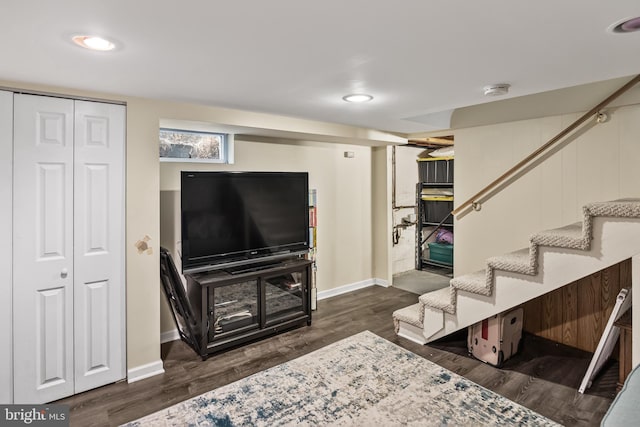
<box><xmin>59</xmin><ymin>285</ymin><xmax>617</xmax><ymax>426</ymax></box>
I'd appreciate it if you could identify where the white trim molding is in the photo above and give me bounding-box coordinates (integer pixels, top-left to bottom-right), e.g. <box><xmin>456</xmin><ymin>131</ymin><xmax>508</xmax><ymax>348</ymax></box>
<box><xmin>374</xmin><ymin>278</ymin><xmax>391</xmax><ymax>287</ymax></box>
<box><xmin>127</xmin><ymin>360</ymin><xmax>165</xmax><ymax>383</ymax></box>
<box><xmin>161</xmin><ymin>329</ymin><xmax>181</xmax><ymax>344</ymax></box>
<box><xmin>318</xmin><ymin>278</ymin><xmax>389</xmax><ymax>301</ymax></box>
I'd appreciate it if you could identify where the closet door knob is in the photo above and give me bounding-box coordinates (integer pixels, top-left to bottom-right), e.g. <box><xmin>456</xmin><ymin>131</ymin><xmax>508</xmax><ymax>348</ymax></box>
<box><xmin>61</xmin><ymin>268</ymin><xmax>68</xmax><ymax>278</ymax></box>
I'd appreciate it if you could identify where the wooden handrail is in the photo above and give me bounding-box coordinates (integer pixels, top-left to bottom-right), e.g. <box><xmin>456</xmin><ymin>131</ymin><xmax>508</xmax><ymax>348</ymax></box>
<box><xmin>452</xmin><ymin>74</ymin><xmax>640</xmax><ymax>216</ymax></box>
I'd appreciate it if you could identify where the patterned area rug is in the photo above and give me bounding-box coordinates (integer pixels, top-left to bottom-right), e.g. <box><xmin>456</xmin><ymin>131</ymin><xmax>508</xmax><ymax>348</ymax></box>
<box><xmin>124</xmin><ymin>331</ymin><xmax>559</xmax><ymax>426</ymax></box>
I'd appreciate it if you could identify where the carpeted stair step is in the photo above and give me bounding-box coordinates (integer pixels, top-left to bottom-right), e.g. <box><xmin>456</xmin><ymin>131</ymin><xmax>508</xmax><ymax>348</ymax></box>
<box><xmin>450</xmin><ymin>270</ymin><xmax>491</xmax><ymax>296</ymax></box>
<box><xmin>587</xmin><ymin>198</ymin><xmax>640</xmax><ymax>217</ymax></box>
<box><xmin>487</xmin><ymin>247</ymin><xmax>537</xmax><ymax>276</ymax></box>
<box><xmin>530</xmin><ymin>222</ymin><xmax>587</xmax><ymax>250</ymax></box>
<box><xmin>392</xmin><ymin>303</ymin><xmax>423</xmax><ymax>333</ymax></box>
<box><xmin>418</xmin><ymin>286</ymin><xmax>456</xmax><ymax>314</ymax></box>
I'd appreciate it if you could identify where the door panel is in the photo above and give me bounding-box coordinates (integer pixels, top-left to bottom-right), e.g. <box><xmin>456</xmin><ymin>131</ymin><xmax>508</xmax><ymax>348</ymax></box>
<box><xmin>83</xmin><ymin>164</ymin><xmax>109</xmax><ymax>254</ymax></box>
<box><xmin>82</xmin><ymin>281</ymin><xmax>110</xmax><ymax>374</ymax></box>
<box><xmin>73</xmin><ymin>100</ymin><xmax>126</xmax><ymax>393</ymax></box>
<box><xmin>36</xmin><ymin>287</ymin><xmax>67</xmax><ymax>389</ymax></box>
<box><xmin>37</xmin><ymin>163</ymin><xmax>67</xmax><ymax>259</ymax></box>
<box><xmin>13</xmin><ymin>94</ymin><xmax>75</xmax><ymax>403</ymax></box>
<box><xmin>0</xmin><ymin>91</ymin><xmax>13</xmax><ymax>404</ymax></box>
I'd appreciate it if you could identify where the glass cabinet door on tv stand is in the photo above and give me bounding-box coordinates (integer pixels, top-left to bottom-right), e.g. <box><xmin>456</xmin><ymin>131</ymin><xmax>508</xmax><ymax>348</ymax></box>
<box><xmin>263</xmin><ymin>269</ymin><xmax>307</xmax><ymax>325</ymax></box>
<box><xmin>210</xmin><ymin>280</ymin><xmax>260</xmax><ymax>338</ymax></box>
<box><xmin>185</xmin><ymin>258</ymin><xmax>312</xmax><ymax>359</ymax></box>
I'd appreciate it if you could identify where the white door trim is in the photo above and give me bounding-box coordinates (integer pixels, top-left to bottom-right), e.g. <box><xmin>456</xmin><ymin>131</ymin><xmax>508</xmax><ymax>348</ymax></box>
<box><xmin>0</xmin><ymin>91</ymin><xmax>13</xmax><ymax>404</ymax></box>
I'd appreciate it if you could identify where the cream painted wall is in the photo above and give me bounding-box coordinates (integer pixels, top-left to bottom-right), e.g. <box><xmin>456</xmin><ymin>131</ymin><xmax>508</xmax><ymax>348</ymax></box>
<box><xmin>372</xmin><ymin>147</ymin><xmax>392</xmax><ymax>285</ymax></box>
<box><xmin>124</xmin><ymin>100</ymin><xmax>163</xmax><ymax>370</ymax></box>
<box><xmin>454</xmin><ymin>103</ymin><xmax>640</xmax><ymax>276</ymax></box>
<box><xmin>159</xmin><ymin>139</ymin><xmax>374</xmax><ymax>335</ymax></box>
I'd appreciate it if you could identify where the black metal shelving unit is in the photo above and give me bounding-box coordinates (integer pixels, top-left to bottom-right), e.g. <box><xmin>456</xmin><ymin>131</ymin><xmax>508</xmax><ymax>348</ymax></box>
<box><xmin>416</xmin><ymin>157</ymin><xmax>454</xmax><ymax>273</ymax></box>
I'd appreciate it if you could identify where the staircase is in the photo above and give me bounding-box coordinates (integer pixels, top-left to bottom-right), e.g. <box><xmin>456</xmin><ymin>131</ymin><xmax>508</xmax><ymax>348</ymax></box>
<box><xmin>393</xmin><ymin>199</ymin><xmax>640</xmax><ymax>345</ymax></box>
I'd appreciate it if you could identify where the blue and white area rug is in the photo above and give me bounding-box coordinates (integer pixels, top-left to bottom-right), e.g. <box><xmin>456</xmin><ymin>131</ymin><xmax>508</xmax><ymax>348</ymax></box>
<box><xmin>124</xmin><ymin>331</ymin><xmax>559</xmax><ymax>426</ymax></box>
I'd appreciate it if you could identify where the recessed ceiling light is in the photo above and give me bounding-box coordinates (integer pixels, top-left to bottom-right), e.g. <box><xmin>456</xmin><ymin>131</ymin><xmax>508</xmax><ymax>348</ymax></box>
<box><xmin>342</xmin><ymin>94</ymin><xmax>373</xmax><ymax>103</ymax></box>
<box><xmin>72</xmin><ymin>35</ymin><xmax>116</xmax><ymax>51</ymax></box>
<box><xmin>611</xmin><ymin>16</ymin><xmax>640</xmax><ymax>33</ymax></box>
<box><xmin>483</xmin><ymin>84</ymin><xmax>510</xmax><ymax>97</ymax></box>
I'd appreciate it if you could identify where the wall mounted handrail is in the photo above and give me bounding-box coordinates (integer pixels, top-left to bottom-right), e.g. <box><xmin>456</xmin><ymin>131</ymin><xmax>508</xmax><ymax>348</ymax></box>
<box><xmin>452</xmin><ymin>74</ymin><xmax>640</xmax><ymax>217</ymax></box>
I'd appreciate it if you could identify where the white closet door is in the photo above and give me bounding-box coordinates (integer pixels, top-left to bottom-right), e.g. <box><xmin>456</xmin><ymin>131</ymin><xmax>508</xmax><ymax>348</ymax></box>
<box><xmin>13</xmin><ymin>94</ymin><xmax>75</xmax><ymax>403</ymax></box>
<box><xmin>0</xmin><ymin>91</ymin><xmax>13</xmax><ymax>404</ymax></box>
<box><xmin>73</xmin><ymin>100</ymin><xmax>126</xmax><ymax>392</ymax></box>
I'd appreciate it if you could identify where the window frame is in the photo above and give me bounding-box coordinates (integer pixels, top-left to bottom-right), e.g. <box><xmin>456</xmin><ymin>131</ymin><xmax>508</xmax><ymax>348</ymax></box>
<box><xmin>159</xmin><ymin>127</ymin><xmax>232</xmax><ymax>163</ymax></box>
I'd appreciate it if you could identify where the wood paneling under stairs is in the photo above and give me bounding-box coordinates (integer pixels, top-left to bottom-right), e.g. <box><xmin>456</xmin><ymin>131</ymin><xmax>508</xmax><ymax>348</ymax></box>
<box><xmin>522</xmin><ymin>258</ymin><xmax>631</xmax><ymax>352</ymax></box>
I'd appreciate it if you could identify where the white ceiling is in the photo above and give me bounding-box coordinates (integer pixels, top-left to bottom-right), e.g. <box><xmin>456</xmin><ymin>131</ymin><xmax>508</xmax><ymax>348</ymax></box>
<box><xmin>2</xmin><ymin>1</ymin><xmax>640</xmax><ymax>134</ymax></box>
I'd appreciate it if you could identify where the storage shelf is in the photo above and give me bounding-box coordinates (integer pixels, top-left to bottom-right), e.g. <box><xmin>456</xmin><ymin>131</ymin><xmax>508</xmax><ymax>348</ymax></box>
<box><xmin>416</xmin><ymin>157</ymin><xmax>454</xmax><ymax>272</ymax></box>
<box><xmin>417</xmin><ymin>156</ymin><xmax>454</xmax><ymax>162</ymax></box>
<box><xmin>423</xmin><ymin>221</ymin><xmax>454</xmax><ymax>227</ymax></box>
<box><xmin>420</xmin><ymin>182</ymin><xmax>453</xmax><ymax>188</ymax></box>
<box><xmin>421</xmin><ymin>196</ymin><xmax>454</xmax><ymax>202</ymax></box>
<box><xmin>417</xmin><ymin>157</ymin><xmax>454</xmax><ymax>184</ymax></box>
<box><xmin>421</xmin><ymin>258</ymin><xmax>453</xmax><ymax>268</ymax></box>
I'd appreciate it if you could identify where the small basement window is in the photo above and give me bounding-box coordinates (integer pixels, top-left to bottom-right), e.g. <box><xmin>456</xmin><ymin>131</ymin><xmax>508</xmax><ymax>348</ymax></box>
<box><xmin>159</xmin><ymin>128</ymin><xmax>234</xmax><ymax>163</ymax></box>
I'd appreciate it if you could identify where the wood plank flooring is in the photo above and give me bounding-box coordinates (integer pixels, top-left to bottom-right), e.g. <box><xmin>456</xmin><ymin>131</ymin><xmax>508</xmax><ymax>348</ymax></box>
<box><xmin>59</xmin><ymin>285</ymin><xmax>617</xmax><ymax>426</ymax></box>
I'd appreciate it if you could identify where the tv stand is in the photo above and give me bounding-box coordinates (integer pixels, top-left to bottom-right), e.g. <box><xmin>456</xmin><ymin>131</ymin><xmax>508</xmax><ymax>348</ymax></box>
<box><xmin>185</xmin><ymin>258</ymin><xmax>312</xmax><ymax>359</ymax></box>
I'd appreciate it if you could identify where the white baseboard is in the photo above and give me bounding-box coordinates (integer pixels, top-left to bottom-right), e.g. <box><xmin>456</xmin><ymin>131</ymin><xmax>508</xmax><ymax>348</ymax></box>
<box><xmin>374</xmin><ymin>277</ymin><xmax>391</xmax><ymax>287</ymax></box>
<box><xmin>317</xmin><ymin>277</ymin><xmax>389</xmax><ymax>301</ymax></box>
<box><xmin>127</xmin><ymin>360</ymin><xmax>165</xmax><ymax>383</ymax></box>
<box><xmin>161</xmin><ymin>329</ymin><xmax>180</xmax><ymax>344</ymax></box>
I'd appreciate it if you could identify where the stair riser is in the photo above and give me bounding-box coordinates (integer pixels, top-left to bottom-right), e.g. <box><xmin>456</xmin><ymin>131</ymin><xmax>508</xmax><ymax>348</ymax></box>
<box><xmin>397</xmin><ymin>322</ymin><xmax>428</xmax><ymax>345</ymax></box>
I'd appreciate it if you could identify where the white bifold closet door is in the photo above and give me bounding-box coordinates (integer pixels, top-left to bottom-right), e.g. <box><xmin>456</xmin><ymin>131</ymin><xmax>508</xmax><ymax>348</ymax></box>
<box><xmin>12</xmin><ymin>94</ymin><xmax>125</xmax><ymax>404</ymax></box>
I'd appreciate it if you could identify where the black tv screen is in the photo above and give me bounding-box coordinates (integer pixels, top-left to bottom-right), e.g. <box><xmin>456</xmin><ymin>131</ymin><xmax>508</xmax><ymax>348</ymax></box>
<box><xmin>181</xmin><ymin>171</ymin><xmax>309</xmax><ymax>271</ymax></box>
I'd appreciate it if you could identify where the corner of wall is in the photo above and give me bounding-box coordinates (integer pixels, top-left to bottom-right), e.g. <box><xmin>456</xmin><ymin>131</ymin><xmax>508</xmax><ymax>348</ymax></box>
<box><xmin>127</xmin><ymin>360</ymin><xmax>165</xmax><ymax>384</ymax></box>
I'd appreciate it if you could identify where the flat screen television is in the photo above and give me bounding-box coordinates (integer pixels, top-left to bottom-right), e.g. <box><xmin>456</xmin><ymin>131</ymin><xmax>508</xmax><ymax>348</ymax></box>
<box><xmin>181</xmin><ymin>171</ymin><xmax>309</xmax><ymax>272</ymax></box>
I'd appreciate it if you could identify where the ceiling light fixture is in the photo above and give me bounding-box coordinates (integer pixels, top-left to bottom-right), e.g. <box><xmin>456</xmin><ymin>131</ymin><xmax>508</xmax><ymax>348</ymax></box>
<box><xmin>611</xmin><ymin>16</ymin><xmax>640</xmax><ymax>33</ymax></box>
<box><xmin>483</xmin><ymin>84</ymin><xmax>510</xmax><ymax>97</ymax></box>
<box><xmin>72</xmin><ymin>35</ymin><xmax>116</xmax><ymax>51</ymax></box>
<box><xmin>342</xmin><ymin>93</ymin><xmax>373</xmax><ymax>103</ymax></box>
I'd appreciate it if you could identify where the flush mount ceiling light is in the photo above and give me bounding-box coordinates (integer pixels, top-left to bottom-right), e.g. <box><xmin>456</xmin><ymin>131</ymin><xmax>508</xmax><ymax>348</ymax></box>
<box><xmin>342</xmin><ymin>93</ymin><xmax>373</xmax><ymax>103</ymax></box>
<box><xmin>610</xmin><ymin>16</ymin><xmax>640</xmax><ymax>33</ymax></box>
<box><xmin>72</xmin><ymin>35</ymin><xmax>116</xmax><ymax>51</ymax></box>
<box><xmin>483</xmin><ymin>84</ymin><xmax>510</xmax><ymax>97</ymax></box>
